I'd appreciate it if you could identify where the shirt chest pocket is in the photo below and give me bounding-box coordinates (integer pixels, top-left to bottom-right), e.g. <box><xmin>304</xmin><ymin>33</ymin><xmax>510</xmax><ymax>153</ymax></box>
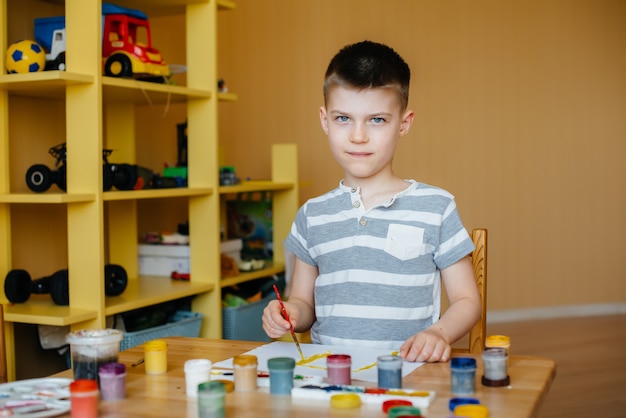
<box><xmin>384</xmin><ymin>224</ymin><xmax>427</xmax><ymax>260</ymax></box>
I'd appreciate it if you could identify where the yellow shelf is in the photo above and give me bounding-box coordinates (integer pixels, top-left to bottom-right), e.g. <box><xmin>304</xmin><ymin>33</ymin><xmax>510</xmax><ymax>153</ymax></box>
<box><xmin>102</xmin><ymin>76</ymin><xmax>211</xmax><ymax>104</ymax></box>
<box><xmin>217</xmin><ymin>92</ymin><xmax>238</xmax><ymax>102</ymax></box>
<box><xmin>103</xmin><ymin>187</ymin><xmax>213</xmax><ymax>201</ymax></box>
<box><xmin>0</xmin><ymin>71</ymin><xmax>93</xmax><ymax>99</ymax></box>
<box><xmin>4</xmin><ymin>298</ymin><xmax>98</xmax><ymax>326</ymax></box>
<box><xmin>105</xmin><ymin>276</ymin><xmax>214</xmax><ymax>316</ymax></box>
<box><xmin>0</xmin><ymin>193</ymin><xmax>95</xmax><ymax>204</ymax></box>
<box><xmin>219</xmin><ymin>180</ymin><xmax>294</xmax><ymax>195</ymax></box>
<box><xmin>220</xmin><ymin>262</ymin><xmax>285</xmax><ymax>288</ymax></box>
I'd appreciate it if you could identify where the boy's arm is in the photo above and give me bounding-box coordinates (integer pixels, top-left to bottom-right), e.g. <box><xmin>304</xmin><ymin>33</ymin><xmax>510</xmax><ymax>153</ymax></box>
<box><xmin>262</xmin><ymin>257</ymin><xmax>318</xmax><ymax>338</ymax></box>
<box><xmin>399</xmin><ymin>255</ymin><xmax>481</xmax><ymax>362</ymax></box>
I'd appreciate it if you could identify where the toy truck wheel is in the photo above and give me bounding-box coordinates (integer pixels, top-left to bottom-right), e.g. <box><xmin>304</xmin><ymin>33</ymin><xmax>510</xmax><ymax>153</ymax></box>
<box><xmin>111</xmin><ymin>163</ymin><xmax>138</xmax><ymax>190</ymax></box>
<box><xmin>104</xmin><ymin>54</ymin><xmax>132</xmax><ymax>78</ymax></box>
<box><xmin>4</xmin><ymin>269</ymin><xmax>32</xmax><ymax>303</ymax></box>
<box><xmin>104</xmin><ymin>264</ymin><xmax>128</xmax><ymax>296</ymax></box>
<box><xmin>26</xmin><ymin>164</ymin><xmax>53</xmax><ymax>192</ymax></box>
<box><xmin>103</xmin><ymin>164</ymin><xmax>113</xmax><ymax>191</ymax></box>
<box><xmin>54</xmin><ymin>164</ymin><xmax>67</xmax><ymax>191</ymax></box>
<box><xmin>49</xmin><ymin>270</ymin><xmax>69</xmax><ymax>306</ymax></box>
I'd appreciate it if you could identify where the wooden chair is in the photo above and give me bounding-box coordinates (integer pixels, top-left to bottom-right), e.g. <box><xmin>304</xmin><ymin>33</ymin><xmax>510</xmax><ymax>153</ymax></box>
<box><xmin>0</xmin><ymin>304</ymin><xmax>6</xmax><ymax>383</ymax></box>
<box><xmin>458</xmin><ymin>228</ymin><xmax>488</xmax><ymax>354</ymax></box>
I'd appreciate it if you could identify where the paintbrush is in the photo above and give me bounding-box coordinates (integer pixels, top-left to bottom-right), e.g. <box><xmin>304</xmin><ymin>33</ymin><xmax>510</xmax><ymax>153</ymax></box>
<box><xmin>272</xmin><ymin>284</ymin><xmax>305</xmax><ymax>361</ymax></box>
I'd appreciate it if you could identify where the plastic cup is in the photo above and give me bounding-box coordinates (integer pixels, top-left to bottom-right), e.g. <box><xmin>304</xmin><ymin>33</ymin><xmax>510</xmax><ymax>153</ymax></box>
<box><xmin>67</xmin><ymin>329</ymin><xmax>123</xmax><ymax>384</ymax></box>
<box><xmin>185</xmin><ymin>359</ymin><xmax>212</xmax><ymax>398</ymax></box>
<box><xmin>450</xmin><ymin>357</ymin><xmax>477</xmax><ymax>396</ymax></box>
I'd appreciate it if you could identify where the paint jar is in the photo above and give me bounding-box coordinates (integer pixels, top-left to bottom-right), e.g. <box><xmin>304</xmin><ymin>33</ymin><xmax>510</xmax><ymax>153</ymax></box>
<box><xmin>486</xmin><ymin>334</ymin><xmax>511</xmax><ymax>368</ymax></box>
<box><xmin>185</xmin><ymin>359</ymin><xmax>213</xmax><ymax>397</ymax></box>
<box><xmin>377</xmin><ymin>354</ymin><xmax>403</xmax><ymax>389</ymax></box>
<box><xmin>144</xmin><ymin>339</ymin><xmax>168</xmax><ymax>374</ymax></box>
<box><xmin>197</xmin><ymin>381</ymin><xmax>226</xmax><ymax>418</ymax></box>
<box><xmin>233</xmin><ymin>354</ymin><xmax>258</xmax><ymax>392</ymax></box>
<box><xmin>326</xmin><ymin>354</ymin><xmax>351</xmax><ymax>385</ymax></box>
<box><xmin>98</xmin><ymin>362</ymin><xmax>126</xmax><ymax>401</ymax></box>
<box><xmin>454</xmin><ymin>403</ymin><xmax>490</xmax><ymax>417</ymax></box>
<box><xmin>69</xmin><ymin>379</ymin><xmax>99</xmax><ymax>418</ymax></box>
<box><xmin>450</xmin><ymin>357</ymin><xmax>477</xmax><ymax>396</ymax></box>
<box><xmin>481</xmin><ymin>347</ymin><xmax>510</xmax><ymax>387</ymax></box>
<box><xmin>267</xmin><ymin>357</ymin><xmax>296</xmax><ymax>395</ymax></box>
<box><xmin>66</xmin><ymin>329</ymin><xmax>122</xmax><ymax>383</ymax></box>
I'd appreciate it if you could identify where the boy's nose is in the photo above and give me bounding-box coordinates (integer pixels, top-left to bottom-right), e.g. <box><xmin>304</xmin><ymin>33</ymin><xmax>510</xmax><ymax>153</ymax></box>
<box><xmin>350</xmin><ymin>124</ymin><xmax>368</xmax><ymax>143</ymax></box>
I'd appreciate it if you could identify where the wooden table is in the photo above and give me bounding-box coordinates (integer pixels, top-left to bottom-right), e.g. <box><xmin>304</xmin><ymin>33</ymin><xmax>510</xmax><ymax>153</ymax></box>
<box><xmin>53</xmin><ymin>337</ymin><xmax>556</xmax><ymax>417</ymax></box>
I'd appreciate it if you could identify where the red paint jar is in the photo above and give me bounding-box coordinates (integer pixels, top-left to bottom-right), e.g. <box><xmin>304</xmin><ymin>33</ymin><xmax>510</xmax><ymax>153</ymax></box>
<box><xmin>326</xmin><ymin>354</ymin><xmax>351</xmax><ymax>385</ymax></box>
<box><xmin>70</xmin><ymin>379</ymin><xmax>99</xmax><ymax>418</ymax></box>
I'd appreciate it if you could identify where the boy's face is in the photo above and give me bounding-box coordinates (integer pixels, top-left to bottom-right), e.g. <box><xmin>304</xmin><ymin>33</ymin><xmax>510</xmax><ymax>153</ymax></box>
<box><xmin>320</xmin><ymin>85</ymin><xmax>414</xmax><ymax>184</ymax></box>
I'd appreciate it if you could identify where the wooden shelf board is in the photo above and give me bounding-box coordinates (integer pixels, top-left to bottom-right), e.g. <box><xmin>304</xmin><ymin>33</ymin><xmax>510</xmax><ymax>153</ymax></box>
<box><xmin>220</xmin><ymin>262</ymin><xmax>285</xmax><ymax>288</ymax></box>
<box><xmin>217</xmin><ymin>92</ymin><xmax>238</xmax><ymax>102</ymax></box>
<box><xmin>0</xmin><ymin>193</ymin><xmax>95</xmax><ymax>204</ymax></box>
<box><xmin>103</xmin><ymin>187</ymin><xmax>213</xmax><ymax>201</ymax></box>
<box><xmin>103</xmin><ymin>77</ymin><xmax>211</xmax><ymax>104</ymax></box>
<box><xmin>219</xmin><ymin>181</ymin><xmax>294</xmax><ymax>195</ymax></box>
<box><xmin>105</xmin><ymin>276</ymin><xmax>215</xmax><ymax>316</ymax></box>
<box><xmin>4</xmin><ymin>299</ymin><xmax>98</xmax><ymax>326</ymax></box>
<box><xmin>0</xmin><ymin>71</ymin><xmax>93</xmax><ymax>99</ymax></box>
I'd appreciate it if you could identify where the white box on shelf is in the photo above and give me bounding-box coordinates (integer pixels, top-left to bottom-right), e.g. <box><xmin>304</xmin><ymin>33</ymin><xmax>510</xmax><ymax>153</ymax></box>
<box><xmin>138</xmin><ymin>239</ymin><xmax>243</xmax><ymax>277</ymax></box>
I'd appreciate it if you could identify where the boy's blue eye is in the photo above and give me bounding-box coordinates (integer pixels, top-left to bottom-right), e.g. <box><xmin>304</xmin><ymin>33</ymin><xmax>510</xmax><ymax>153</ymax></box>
<box><xmin>371</xmin><ymin>117</ymin><xmax>385</xmax><ymax>124</ymax></box>
<box><xmin>336</xmin><ymin>116</ymin><xmax>349</xmax><ymax>122</ymax></box>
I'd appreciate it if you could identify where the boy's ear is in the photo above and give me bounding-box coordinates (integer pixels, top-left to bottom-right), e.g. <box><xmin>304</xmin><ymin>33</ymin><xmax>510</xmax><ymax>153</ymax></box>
<box><xmin>399</xmin><ymin>110</ymin><xmax>415</xmax><ymax>137</ymax></box>
<box><xmin>319</xmin><ymin>106</ymin><xmax>329</xmax><ymax>134</ymax></box>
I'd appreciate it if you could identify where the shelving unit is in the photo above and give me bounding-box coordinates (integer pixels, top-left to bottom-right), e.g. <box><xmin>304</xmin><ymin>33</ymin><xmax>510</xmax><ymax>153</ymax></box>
<box><xmin>0</xmin><ymin>0</ymin><xmax>298</xmax><ymax>381</ymax></box>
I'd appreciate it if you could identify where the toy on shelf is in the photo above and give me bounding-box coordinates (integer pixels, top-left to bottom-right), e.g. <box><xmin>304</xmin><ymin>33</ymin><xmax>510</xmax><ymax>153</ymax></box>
<box><xmin>3</xmin><ymin>264</ymin><xmax>128</xmax><ymax>306</ymax></box>
<box><xmin>34</xmin><ymin>2</ymin><xmax>169</xmax><ymax>80</ymax></box>
<box><xmin>5</xmin><ymin>39</ymin><xmax>46</xmax><ymax>74</ymax></box>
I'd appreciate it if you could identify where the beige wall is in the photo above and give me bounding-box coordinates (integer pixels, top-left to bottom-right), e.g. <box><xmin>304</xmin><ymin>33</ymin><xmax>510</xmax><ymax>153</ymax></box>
<box><xmin>216</xmin><ymin>1</ymin><xmax>626</xmax><ymax>312</ymax></box>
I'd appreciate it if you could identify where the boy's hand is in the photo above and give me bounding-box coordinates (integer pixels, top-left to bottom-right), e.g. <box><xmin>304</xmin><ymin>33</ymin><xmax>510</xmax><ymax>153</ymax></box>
<box><xmin>399</xmin><ymin>328</ymin><xmax>452</xmax><ymax>363</ymax></box>
<box><xmin>262</xmin><ymin>299</ymin><xmax>296</xmax><ymax>339</ymax></box>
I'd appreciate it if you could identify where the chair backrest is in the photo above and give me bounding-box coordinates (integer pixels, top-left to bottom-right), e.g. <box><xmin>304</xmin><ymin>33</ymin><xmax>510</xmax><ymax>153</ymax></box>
<box><xmin>467</xmin><ymin>228</ymin><xmax>488</xmax><ymax>354</ymax></box>
<box><xmin>0</xmin><ymin>304</ymin><xmax>6</xmax><ymax>383</ymax></box>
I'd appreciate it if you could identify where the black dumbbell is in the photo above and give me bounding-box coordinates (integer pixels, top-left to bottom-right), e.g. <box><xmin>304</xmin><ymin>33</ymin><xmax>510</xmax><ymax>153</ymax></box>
<box><xmin>4</xmin><ymin>264</ymin><xmax>128</xmax><ymax>306</ymax></box>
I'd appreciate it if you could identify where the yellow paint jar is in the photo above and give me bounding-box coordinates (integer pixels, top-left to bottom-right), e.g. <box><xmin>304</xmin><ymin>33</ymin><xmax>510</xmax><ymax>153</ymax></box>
<box><xmin>144</xmin><ymin>339</ymin><xmax>168</xmax><ymax>374</ymax></box>
<box><xmin>233</xmin><ymin>354</ymin><xmax>258</xmax><ymax>392</ymax></box>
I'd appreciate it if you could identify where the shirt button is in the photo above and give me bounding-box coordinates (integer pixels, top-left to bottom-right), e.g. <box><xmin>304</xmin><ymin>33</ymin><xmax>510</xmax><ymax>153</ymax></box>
<box><xmin>360</xmin><ymin>218</ymin><xmax>367</xmax><ymax>226</ymax></box>
<box><xmin>351</xmin><ymin>187</ymin><xmax>357</xmax><ymax>193</ymax></box>
<box><xmin>353</xmin><ymin>201</ymin><xmax>360</xmax><ymax>208</ymax></box>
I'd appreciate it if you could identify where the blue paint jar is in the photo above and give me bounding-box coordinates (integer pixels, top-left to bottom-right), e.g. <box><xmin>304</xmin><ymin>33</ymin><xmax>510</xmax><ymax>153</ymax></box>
<box><xmin>268</xmin><ymin>357</ymin><xmax>296</xmax><ymax>395</ymax></box>
<box><xmin>377</xmin><ymin>355</ymin><xmax>402</xmax><ymax>389</ymax></box>
<box><xmin>197</xmin><ymin>381</ymin><xmax>225</xmax><ymax>418</ymax></box>
<box><xmin>450</xmin><ymin>357</ymin><xmax>477</xmax><ymax>396</ymax></box>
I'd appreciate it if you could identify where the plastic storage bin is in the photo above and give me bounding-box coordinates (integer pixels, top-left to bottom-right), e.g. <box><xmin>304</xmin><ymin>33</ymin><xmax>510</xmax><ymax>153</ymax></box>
<box><xmin>222</xmin><ymin>293</ymin><xmax>273</xmax><ymax>342</ymax></box>
<box><xmin>120</xmin><ymin>311</ymin><xmax>203</xmax><ymax>351</ymax></box>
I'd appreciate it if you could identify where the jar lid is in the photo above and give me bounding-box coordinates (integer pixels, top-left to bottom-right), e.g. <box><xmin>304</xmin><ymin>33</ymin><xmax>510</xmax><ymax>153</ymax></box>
<box><xmin>449</xmin><ymin>397</ymin><xmax>480</xmax><ymax>411</ymax></box>
<box><xmin>450</xmin><ymin>357</ymin><xmax>477</xmax><ymax>370</ymax></box>
<box><xmin>388</xmin><ymin>405</ymin><xmax>422</xmax><ymax>418</ymax></box>
<box><xmin>233</xmin><ymin>354</ymin><xmax>258</xmax><ymax>366</ymax></box>
<box><xmin>99</xmin><ymin>362</ymin><xmax>126</xmax><ymax>375</ymax></box>
<box><xmin>144</xmin><ymin>339</ymin><xmax>167</xmax><ymax>351</ymax></box>
<box><xmin>382</xmin><ymin>399</ymin><xmax>413</xmax><ymax>413</ymax></box>
<box><xmin>66</xmin><ymin>329</ymin><xmax>123</xmax><ymax>345</ymax></box>
<box><xmin>267</xmin><ymin>357</ymin><xmax>296</xmax><ymax>370</ymax></box>
<box><xmin>326</xmin><ymin>354</ymin><xmax>351</xmax><ymax>364</ymax></box>
<box><xmin>454</xmin><ymin>404</ymin><xmax>489</xmax><ymax>417</ymax></box>
<box><xmin>486</xmin><ymin>335</ymin><xmax>510</xmax><ymax>347</ymax></box>
<box><xmin>330</xmin><ymin>393</ymin><xmax>361</xmax><ymax>409</ymax></box>
<box><xmin>70</xmin><ymin>379</ymin><xmax>98</xmax><ymax>393</ymax></box>
<box><xmin>198</xmin><ymin>381</ymin><xmax>226</xmax><ymax>394</ymax></box>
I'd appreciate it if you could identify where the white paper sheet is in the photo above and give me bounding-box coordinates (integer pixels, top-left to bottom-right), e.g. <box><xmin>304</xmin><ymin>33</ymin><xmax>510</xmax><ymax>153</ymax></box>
<box><xmin>212</xmin><ymin>341</ymin><xmax>424</xmax><ymax>383</ymax></box>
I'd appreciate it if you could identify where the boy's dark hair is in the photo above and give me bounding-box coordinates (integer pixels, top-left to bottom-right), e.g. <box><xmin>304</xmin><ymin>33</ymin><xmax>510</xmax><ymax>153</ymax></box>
<box><xmin>323</xmin><ymin>40</ymin><xmax>411</xmax><ymax>110</ymax></box>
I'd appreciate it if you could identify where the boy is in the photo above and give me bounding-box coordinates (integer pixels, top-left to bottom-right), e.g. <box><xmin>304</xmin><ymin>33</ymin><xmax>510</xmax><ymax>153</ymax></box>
<box><xmin>262</xmin><ymin>40</ymin><xmax>481</xmax><ymax>363</ymax></box>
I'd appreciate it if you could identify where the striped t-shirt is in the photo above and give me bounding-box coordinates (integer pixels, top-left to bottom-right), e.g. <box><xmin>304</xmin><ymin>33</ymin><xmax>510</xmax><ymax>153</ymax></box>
<box><xmin>284</xmin><ymin>180</ymin><xmax>474</xmax><ymax>350</ymax></box>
